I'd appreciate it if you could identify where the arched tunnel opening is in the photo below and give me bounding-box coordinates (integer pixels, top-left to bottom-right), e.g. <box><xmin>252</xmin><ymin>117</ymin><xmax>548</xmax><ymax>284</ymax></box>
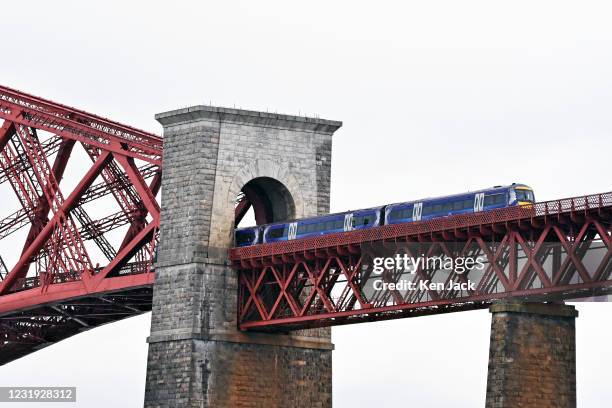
<box><xmin>234</xmin><ymin>177</ymin><xmax>295</xmax><ymax>228</ymax></box>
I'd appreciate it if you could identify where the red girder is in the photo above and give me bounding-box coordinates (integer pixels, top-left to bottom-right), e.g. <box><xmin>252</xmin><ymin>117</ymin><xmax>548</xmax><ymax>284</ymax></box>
<box><xmin>79</xmin><ymin>163</ymin><xmax>158</xmax><ymax>205</ymax></box>
<box><xmin>0</xmin><ymin>85</ymin><xmax>162</xmax><ymax>165</ymax></box>
<box><xmin>235</xmin><ymin>193</ymin><xmax>251</xmax><ymax>226</ymax></box>
<box><xmin>79</xmin><ymin>209</ymin><xmax>135</xmax><ymax>241</ymax></box>
<box><xmin>241</xmin><ymin>183</ymin><xmax>274</xmax><ymax>225</ymax></box>
<box><xmin>0</xmin><ymin>208</ymin><xmax>30</xmax><ymax>240</ymax></box>
<box><xmin>0</xmin><ymin>135</ymin><xmax>62</xmax><ymax>185</ymax></box>
<box><xmin>0</xmin><ymin>124</ymin><xmax>42</xmax><ymax>213</ymax></box>
<box><xmin>0</xmin><ymin>85</ymin><xmax>162</xmax><ymax>364</ymax></box>
<box><xmin>17</xmin><ymin>134</ymin><xmax>78</xmax><ymax>280</ymax></box>
<box><xmin>231</xmin><ymin>193</ymin><xmax>612</xmax><ymax>330</ymax></box>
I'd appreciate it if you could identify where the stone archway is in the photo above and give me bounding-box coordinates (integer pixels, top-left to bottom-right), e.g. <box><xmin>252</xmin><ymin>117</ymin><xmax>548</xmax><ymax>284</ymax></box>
<box><xmin>235</xmin><ymin>177</ymin><xmax>296</xmax><ymax>226</ymax></box>
<box><xmin>207</xmin><ymin>159</ymin><xmax>306</xmax><ymax>250</ymax></box>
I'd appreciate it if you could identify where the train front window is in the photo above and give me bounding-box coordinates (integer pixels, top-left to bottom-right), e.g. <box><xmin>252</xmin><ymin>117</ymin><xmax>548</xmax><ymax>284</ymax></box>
<box><xmin>515</xmin><ymin>189</ymin><xmax>534</xmax><ymax>202</ymax></box>
<box><xmin>236</xmin><ymin>230</ymin><xmax>255</xmax><ymax>246</ymax></box>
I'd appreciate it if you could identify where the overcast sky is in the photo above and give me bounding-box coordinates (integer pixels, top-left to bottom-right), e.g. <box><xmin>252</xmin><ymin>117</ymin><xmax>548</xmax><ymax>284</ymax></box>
<box><xmin>1</xmin><ymin>1</ymin><xmax>612</xmax><ymax>407</ymax></box>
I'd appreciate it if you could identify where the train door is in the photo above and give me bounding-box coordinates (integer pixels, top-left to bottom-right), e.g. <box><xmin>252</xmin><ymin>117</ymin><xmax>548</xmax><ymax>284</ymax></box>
<box><xmin>344</xmin><ymin>213</ymin><xmax>354</xmax><ymax>231</ymax></box>
<box><xmin>412</xmin><ymin>203</ymin><xmax>423</xmax><ymax>221</ymax></box>
<box><xmin>474</xmin><ymin>193</ymin><xmax>484</xmax><ymax>212</ymax></box>
<box><xmin>288</xmin><ymin>222</ymin><xmax>298</xmax><ymax>240</ymax></box>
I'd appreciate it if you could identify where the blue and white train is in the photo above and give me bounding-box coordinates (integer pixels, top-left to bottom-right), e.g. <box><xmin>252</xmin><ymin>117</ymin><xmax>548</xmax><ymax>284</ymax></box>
<box><xmin>234</xmin><ymin>183</ymin><xmax>535</xmax><ymax>247</ymax></box>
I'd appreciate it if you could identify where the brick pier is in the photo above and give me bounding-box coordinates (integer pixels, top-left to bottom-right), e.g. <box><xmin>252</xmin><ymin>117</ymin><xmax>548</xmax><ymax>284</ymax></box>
<box><xmin>485</xmin><ymin>302</ymin><xmax>578</xmax><ymax>408</ymax></box>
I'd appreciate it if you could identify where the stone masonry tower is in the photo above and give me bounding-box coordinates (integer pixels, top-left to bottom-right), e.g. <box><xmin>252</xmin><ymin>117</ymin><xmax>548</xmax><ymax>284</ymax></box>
<box><xmin>144</xmin><ymin>106</ymin><xmax>342</xmax><ymax>407</ymax></box>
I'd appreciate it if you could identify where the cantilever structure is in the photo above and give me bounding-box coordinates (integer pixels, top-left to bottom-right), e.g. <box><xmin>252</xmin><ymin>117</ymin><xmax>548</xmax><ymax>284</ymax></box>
<box><xmin>0</xmin><ymin>85</ymin><xmax>161</xmax><ymax>364</ymax></box>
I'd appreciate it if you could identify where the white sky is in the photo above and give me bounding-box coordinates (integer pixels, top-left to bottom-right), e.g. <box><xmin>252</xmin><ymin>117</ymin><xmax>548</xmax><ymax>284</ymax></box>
<box><xmin>1</xmin><ymin>1</ymin><xmax>611</xmax><ymax>406</ymax></box>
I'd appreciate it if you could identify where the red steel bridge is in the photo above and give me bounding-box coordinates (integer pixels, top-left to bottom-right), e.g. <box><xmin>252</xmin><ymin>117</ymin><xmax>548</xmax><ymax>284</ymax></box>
<box><xmin>231</xmin><ymin>197</ymin><xmax>611</xmax><ymax>330</ymax></box>
<box><xmin>0</xmin><ymin>85</ymin><xmax>611</xmax><ymax>365</ymax></box>
<box><xmin>0</xmin><ymin>85</ymin><xmax>160</xmax><ymax>364</ymax></box>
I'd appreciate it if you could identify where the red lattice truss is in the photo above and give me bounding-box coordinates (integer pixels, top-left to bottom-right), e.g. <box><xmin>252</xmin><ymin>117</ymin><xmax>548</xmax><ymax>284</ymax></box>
<box><xmin>0</xmin><ymin>85</ymin><xmax>161</xmax><ymax>364</ymax></box>
<box><xmin>1</xmin><ymin>83</ymin><xmax>610</xmax><ymax>364</ymax></box>
<box><xmin>231</xmin><ymin>193</ymin><xmax>612</xmax><ymax>330</ymax></box>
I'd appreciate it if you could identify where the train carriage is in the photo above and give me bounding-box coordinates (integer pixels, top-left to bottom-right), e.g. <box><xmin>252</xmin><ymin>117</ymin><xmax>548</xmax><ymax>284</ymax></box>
<box><xmin>234</xmin><ymin>183</ymin><xmax>535</xmax><ymax>247</ymax></box>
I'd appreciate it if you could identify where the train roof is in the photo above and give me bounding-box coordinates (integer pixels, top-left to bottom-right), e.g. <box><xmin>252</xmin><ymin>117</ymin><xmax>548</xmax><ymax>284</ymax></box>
<box><xmin>385</xmin><ymin>183</ymin><xmax>532</xmax><ymax>208</ymax></box>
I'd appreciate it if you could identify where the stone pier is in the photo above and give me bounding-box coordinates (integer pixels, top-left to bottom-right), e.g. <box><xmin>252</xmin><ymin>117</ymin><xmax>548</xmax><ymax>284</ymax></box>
<box><xmin>485</xmin><ymin>302</ymin><xmax>578</xmax><ymax>408</ymax></box>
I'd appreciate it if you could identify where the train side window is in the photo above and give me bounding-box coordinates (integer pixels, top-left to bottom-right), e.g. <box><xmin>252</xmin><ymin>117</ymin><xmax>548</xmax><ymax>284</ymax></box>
<box><xmin>485</xmin><ymin>194</ymin><xmax>504</xmax><ymax>206</ymax></box>
<box><xmin>423</xmin><ymin>205</ymin><xmax>432</xmax><ymax>215</ymax></box>
<box><xmin>393</xmin><ymin>208</ymin><xmax>406</xmax><ymax>220</ymax></box>
<box><xmin>463</xmin><ymin>199</ymin><xmax>473</xmax><ymax>209</ymax></box>
<box><xmin>335</xmin><ymin>220</ymin><xmax>344</xmax><ymax>229</ymax></box>
<box><xmin>389</xmin><ymin>207</ymin><xmax>409</xmax><ymax>220</ymax></box>
<box><xmin>355</xmin><ymin>216</ymin><xmax>368</xmax><ymax>225</ymax></box>
<box><xmin>453</xmin><ymin>201</ymin><xmax>463</xmax><ymax>211</ymax></box>
<box><xmin>405</xmin><ymin>207</ymin><xmax>413</xmax><ymax>218</ymax></box>
<box><xmin>433</xmin><ymin>204</ymin><xmax>443</xmax><ymax>213</ymax></box>
<box><xmin>443</xmin><ymin>203</ymin><xmax>453</xmax><ymax>212</ymax></box>
<box><xmin>268</xmin><ymin>227</ymin><xmax>286</xmax><ymax>239</ymax></box>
